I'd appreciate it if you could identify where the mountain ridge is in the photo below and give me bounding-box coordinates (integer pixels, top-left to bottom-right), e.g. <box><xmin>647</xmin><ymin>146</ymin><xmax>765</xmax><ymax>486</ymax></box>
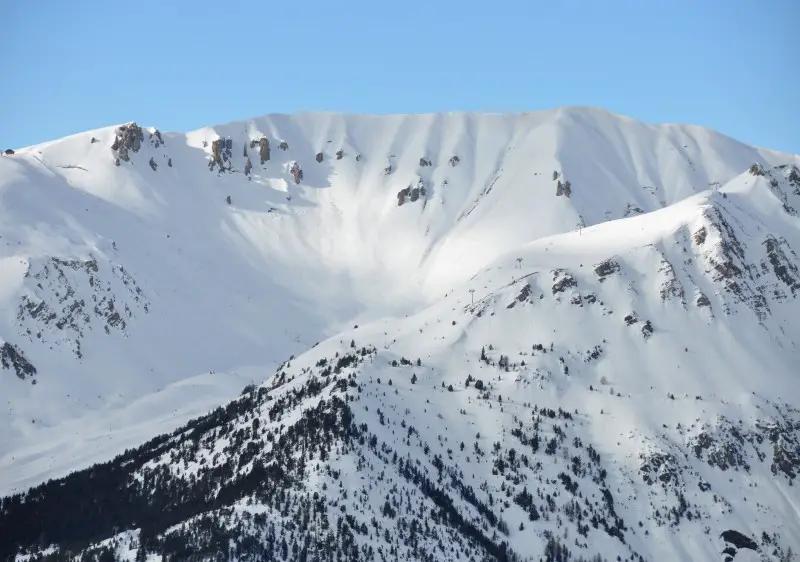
<box><xmin>1</xmin><ymin>107</ymin><xmax>799</xmax><ymax>561</ymax></box>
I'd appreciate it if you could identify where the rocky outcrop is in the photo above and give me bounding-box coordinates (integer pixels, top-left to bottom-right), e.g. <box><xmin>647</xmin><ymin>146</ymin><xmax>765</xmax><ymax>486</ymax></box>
<box><xmin>290</xmin><ymin>162</ymin><xmax>303</xmax><ymax>184</ymax></box>
<box><xmin>209</xmin><ymin>138</ymin><xmax>233</xmax><ymax>172</ymax></box>
<box><xmin>692</xmin><ymin>226</ymin><xmax>707</xmax><ymax>245</ymax></box>
<box><xmin>551</xmin><ymin>269</ymin><xmax>577</xmax><ymax>294</ymax></box>
<box><xmin>623</xmin><ymin>203</ymin><xmax>645</xmax><ymax>217</ymax></box>
<box><xmin>110</xmin><ymin>123</ymin><xmax>144</xmax><ymax>163</ymax></box>
<box><xmin>721</xmin><ymin>530</ymin><xmax>758</xmax><ymax>551</ymax></box>
<box><xmin>149</xmin><ymin>130</ymin><xmax>164</xmax><ymax>149</ymax></box>
<box><xmin>697</xmin><ymin>208</ymin><xmax>768</xmax><ymax>321</ymax></box>
<box><xmin>639</xmin><ymin>451</ymin><xmax>679</xmax><ymax>486</ymax></box>
<box><xmin>762</xmin><ymin>236</ymin><xmax>800</xmax><ymax>297</ymax></box>
<box><xmin>594</xmin><ymin>259</ymin><xmax>621</xmax><ymax>282</ymax></box>
<box><xmin>396</xmin><ymin>179</ymin><xmax>427</xmax><ymax>206</ymax></box>
<box><xmin>250</xmin><ymin>137</ymin><xmax>270</xmax><ymax>164</ymax></box>
<box><xmin>762</xmin><ymin>164</ymin><xmax>800</xmax><ymax>216</ymax></box>
<box><xmin>555</xmin><ymin>179</ymin><xmax>572</xmax><ymax>197</ymax></box>
<box><xmin>0</xmin><ymin>342</ymin><xmax>36</xmax><ymax>381</ymax></box>
<box><xmin>657</xmin><ymin>256</ymin><xmax>685</xmax><ymax>305</ymax></box>
<box><xmin>15</xmin><ymin>257</ymin><xmax>150</xmax><ymax>360</ymax></box>
<box><xmin>315</xmin><ymin>152</ymin><xmax>324</xmax><ymax>163</ymax></box>
<box><xmin>507</xmin><ymin>283</ymin><xmax>533</xmax><ymax>309</ymax></box>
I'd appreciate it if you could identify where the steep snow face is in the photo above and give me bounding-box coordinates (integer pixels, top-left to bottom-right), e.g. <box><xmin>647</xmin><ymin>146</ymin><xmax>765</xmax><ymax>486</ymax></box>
<box><xmin>0</xmin><ymin>107</ymin><xmax>799</xmax><ymax>536</ymax></box>
<box><xmin>3</xmin><ymin>177</ymin><xmax>799</xmax><ymax>561</ymax></box>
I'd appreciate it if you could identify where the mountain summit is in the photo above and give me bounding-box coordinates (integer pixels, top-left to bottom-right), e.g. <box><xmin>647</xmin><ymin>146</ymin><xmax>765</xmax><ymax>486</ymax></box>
<box><xmin>1</xmin><ymin>108</ymin><xmax>799</xmax><ymax>561</ymax></box>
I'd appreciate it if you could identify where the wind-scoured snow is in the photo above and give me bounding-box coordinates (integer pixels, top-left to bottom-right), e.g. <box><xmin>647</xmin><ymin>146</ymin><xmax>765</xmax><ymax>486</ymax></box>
<box><xmin>1</xmin><ymin>107</ymin><xmax>799</xmax><ymax>561</ymax></box>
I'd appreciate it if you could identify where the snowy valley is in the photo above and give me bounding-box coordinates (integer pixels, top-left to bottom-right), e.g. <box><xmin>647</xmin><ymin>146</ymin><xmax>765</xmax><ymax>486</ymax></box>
<box><xmin>0</xmin><ymin>108</ymin><xmax>799</xmax><ymax>561</ymax></box>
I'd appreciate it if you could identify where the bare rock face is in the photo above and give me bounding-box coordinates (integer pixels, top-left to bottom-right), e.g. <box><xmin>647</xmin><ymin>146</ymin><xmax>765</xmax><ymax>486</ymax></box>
<box><xmin>594</xmin><ymin>259</ymin><xmax>621</xmax><ymax>282</ymax></box>
<box><xmin>336</xmin><ymin>150</ymin><xmax>344</xmax><ymax>160</ymax></box>
<box><xmin>788</xmin><ymin>165</ymin><xmax>800</xmax><ymax>188</ymax></box>
<box><xmin>551</xmin><ymin>269</ymin><xmax>577</xmax><ymax>294</ymax></box>
<box><xmin>397</xmin><ymin>187</ymin><xmax>410</xmax><ymax>206</ymax></box>
<box><xmin>209</xmin><ymin>138</ymin><xmax>233</xmax><ymax>172</ymax></box>
<box><xmin>4</xmin><ymin>149</ymin><xmax>15</xmax><ymax>155</ymax></box>
<box><xmin>15</xmin><ymin>257</ymin><xmax>150</xmax><ymax>361</ymax></box>
<box><xmin>244</xmin><ymin>157</ymin><xmax>252</xmax><ymax>177</ymax></box>
<box><xmin>762</xmin><ymin>235</ymin><xmax>800</xmax><ymax>297</ymax></box>
<box><xmin>290</xmin><ymin>162</ymin><xmax>303</xmax><ymax>184</ymax></box>
<box><xmin>279</xmin><ymin>141</ymin><xmax>289</xmax><ymax>151</ymax></box>
<box><xmin>420</xmin><ymin>157</ymin><xmax>432</xmax><ymax>167</ymax></box>
<box><xmin>397</xmin><ymin>179</ymin><xmax>427</xmax><ymax>206</ymax></box>
<box><xmin>448</xmin><ymin>155</ymin><xmax>460</xmax><ymax>167</ymax></box>
<box><xmin>259</xmin><ymin>137</ymin><xmax>270</xmax><ymax>164</ymax></box>
<box><xmin>316</xmin><ymin>152</ymin><xmax>324</xmax><ymax>163</ymax></box>
<box><xmin>555</xmin><ymin>178</ymin><xmax>572</xmax><ymax>197</ymax></box>
<box><xmin>110</xmin><ymin>123</ymin><xmax>144</xmax><ymax>163</ymax></box>
<box><xmin>148</xmin><ymin>157</ymin><xmax>158</xmax><ymax>171</ymax></box>
<box><xmin>250</xmin><ymin>137</ymin><xmax>271</xmax><ymax>164</ymax></box>
<box><xmin>149</xmin><ymin>130</ymin><xmax>164</xmax><ymax>149</ymax></box>
<box><xmin>0</xmin><ymin>342</ymin><xmax>36</xmax><ymax>381</ymax></box>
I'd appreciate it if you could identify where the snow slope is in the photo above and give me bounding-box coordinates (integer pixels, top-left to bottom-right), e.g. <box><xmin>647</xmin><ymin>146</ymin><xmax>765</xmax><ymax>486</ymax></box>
<box><xmin>1</xmin><ymin>108</ymin><xmax>799</xmax><ymax>561</ymax></box>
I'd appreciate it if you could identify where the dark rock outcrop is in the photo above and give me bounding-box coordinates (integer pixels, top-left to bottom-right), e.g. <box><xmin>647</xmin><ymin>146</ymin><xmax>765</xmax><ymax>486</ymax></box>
<box><xmin>397</xmin><ymin>179</ymin><xmax>427</xmax><ymax>206</ymax></box>
<box><xmin>149</xmin><ymin>130</ymin><xmax>164</xmax><ymax>149</ymax></box>
<box><xmin>551</xmin><ymin>270</ymin><xmax>577</xmax><ymax>294</ymax></box>
<box><xmin>290</xmin><ymin>162</ymin><xmax>303</xmax><ymax>184</ymax></box>
<box><xmin>594</xmin><ymin>259</ymin><xmax>621</xmax><ymax>282</ymax></box>
<box><xmin>720</xmin><ymin>530</ymin><xmax>758</xmax><ymax>551</ymax></box>
<box><xmin>257</xmin><ymin>137</ymin><xmax>270</xmax><ymax>164</ymax></box>
<box><xmin>209</xmin><ymin>138</ymin><xmax>233</xmax><ymax>172</ymax></box>
<box><xmin>0</xmin><ymin>342</ymin><xmax>36</xmax><ymax>380</ymax></box>
<box><xmin>110</xmin><ymin>123</ymin><xmax>144</xmax><ymax>163</ymax></box>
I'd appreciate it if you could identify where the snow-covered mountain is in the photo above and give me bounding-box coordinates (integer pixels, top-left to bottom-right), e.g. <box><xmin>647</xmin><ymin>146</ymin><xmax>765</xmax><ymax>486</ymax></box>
<box><xmin>0</xmin><ymin>107</ymin><xmax>799</xmax><ymax>561</ymax></box>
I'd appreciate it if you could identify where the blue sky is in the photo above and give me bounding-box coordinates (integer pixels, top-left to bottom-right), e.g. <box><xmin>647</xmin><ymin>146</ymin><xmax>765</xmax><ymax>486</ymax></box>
<box><xmin>1</xmin><ymin>0</ymin><xmax>797</xmax><ymax>153</ymax></box>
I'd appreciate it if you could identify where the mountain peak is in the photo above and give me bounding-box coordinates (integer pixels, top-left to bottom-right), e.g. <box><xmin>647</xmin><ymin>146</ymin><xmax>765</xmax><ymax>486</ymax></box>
<box><xmin>1</xmin><ymin>107</ymin><xmax>799</xmax><ymax>561</ymax></box>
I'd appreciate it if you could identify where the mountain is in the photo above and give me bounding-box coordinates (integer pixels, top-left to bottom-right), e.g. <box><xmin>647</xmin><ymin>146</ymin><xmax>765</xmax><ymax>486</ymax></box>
<box><xmin>0</xmin><ymin>107</ymin><xmax>799</xmax><ymax>561</ymax></box>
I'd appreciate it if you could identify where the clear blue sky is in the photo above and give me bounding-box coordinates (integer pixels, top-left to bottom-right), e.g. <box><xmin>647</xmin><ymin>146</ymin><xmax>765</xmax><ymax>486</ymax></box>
<box><xmin>1</xmin><ymin>0</ymin><xmax>797</xmax><ymax>153</ymax></box>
